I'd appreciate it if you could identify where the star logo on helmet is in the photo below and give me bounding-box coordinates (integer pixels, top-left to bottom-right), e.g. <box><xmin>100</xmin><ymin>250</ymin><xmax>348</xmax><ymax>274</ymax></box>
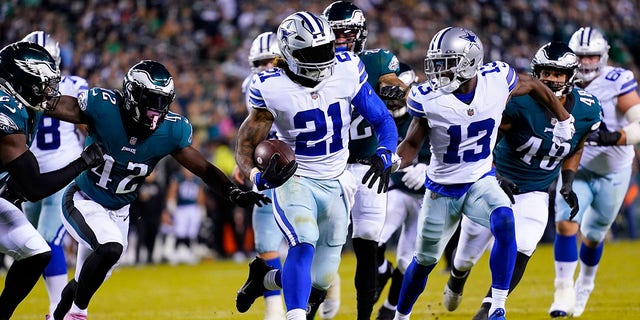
<box><xmin>460</xmin><ymin>31</ymin><xmax>480</xmax><ymax>50</ymax></box>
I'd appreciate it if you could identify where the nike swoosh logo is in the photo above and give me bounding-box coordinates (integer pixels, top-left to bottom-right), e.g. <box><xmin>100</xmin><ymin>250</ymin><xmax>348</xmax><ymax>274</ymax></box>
<box><xmin>3</xmin><ymin>104</ymin><xmax>16</xmax><ymax>113</ymax></box>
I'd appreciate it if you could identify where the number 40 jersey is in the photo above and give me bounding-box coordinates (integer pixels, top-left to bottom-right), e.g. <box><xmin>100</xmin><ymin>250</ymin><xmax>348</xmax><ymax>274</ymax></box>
<box><xmin>407</xmin><ymin>61</ymin><xmax>517</xmax><ymax>185</ymax></box>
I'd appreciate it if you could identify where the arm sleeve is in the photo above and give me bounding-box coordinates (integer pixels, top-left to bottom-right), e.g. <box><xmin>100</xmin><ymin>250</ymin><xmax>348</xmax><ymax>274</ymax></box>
<box><xmin>5</xmin><ymin>150</ymin><xmax>87</xmax><ymax>201</ymax></box>
<box><xmin>352</xmin><ymin>81</ymin><xmax>398</xmax><ymax>152</ymax></box>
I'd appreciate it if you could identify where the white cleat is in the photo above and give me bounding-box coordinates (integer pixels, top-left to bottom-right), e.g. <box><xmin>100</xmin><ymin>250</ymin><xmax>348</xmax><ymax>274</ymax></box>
<box><xmin>319</xmin><ymin>274</ymin><xmax>341</xmax><ymax>319</ymax></box>
<box><xmin>572</xmin><ymin>278</ymin><xmax>594</xmax><ymax>317</ymax></box>
<box><xmin>549</xmin><ymin>279</ymin><xmax>575</xmax><ymax>318</ymax></box>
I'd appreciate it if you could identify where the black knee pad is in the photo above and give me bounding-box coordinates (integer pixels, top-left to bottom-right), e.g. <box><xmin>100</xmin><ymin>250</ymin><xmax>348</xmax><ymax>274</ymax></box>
<box><xmin>95</xmin><ymin>242</ymin><xmax>124</xmax><ymax>265</ymax></box>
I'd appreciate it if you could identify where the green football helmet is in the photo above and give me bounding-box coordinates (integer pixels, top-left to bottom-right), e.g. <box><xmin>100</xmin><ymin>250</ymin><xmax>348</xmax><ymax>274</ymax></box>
<box><xmin>322</xmin><ymin>1</ymin><xmax>368</xmax><ymax>54</ymax></box>
<box><xmin>122</xmin><ymin>60</ymin><xmax>175</xmax><ymax>132</ymax></box>
<box><xmin>0</xmin><ymin>41</ymin><xmax>60</xmax><ymax>111</ymax></box>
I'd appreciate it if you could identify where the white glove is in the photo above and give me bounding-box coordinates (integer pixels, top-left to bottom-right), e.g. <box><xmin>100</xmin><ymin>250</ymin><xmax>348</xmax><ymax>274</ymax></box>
<box><xmin>552</xmin><ymin>115</ymin><xmax>575</xmax><ymax>145</ymax></box>
<box><xmin>401</xmin><ymin>163</ymin><xmax>428</xmax><ymax>190</ymax></box>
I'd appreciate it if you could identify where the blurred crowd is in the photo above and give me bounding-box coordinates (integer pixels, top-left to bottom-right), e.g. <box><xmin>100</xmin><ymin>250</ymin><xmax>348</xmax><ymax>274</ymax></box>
<box><xmin>1</xmin><ymin>0</ymin><xmax>639</xmax><ymax>262</ymax></box>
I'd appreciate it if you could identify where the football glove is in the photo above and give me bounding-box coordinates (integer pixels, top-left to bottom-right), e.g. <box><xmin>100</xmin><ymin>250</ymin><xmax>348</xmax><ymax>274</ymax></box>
<box><xmin>81</xmin><ymin>142</ymin><xmax>106</xmax><ymax>168</ymax></box>
<box><xmin>585</xmin><ymin>122</ymin><xmax>621</xmax><ymax>146</ymax></box>
<box><xmin>0</xmin><ymin>178</ymin><xmax>26</xmax><ymax>207</ymax></box>
<box><xmin>251</xmin><ymin>154</ymin><xmax>298</xmax><ymax>191</ymax></box>
<box><xmin>552</xmin><ymin>115</ymin><xmax>575</xmax><ymax>145</ymax></box>
<box><xmin>401</xmin><ymin>163</ymin><xmax>427</xmax><ymax>190</ymax></box>
<box><xmin>496</xmin><ymin>173</ymin><xmax>519</xmax><ymax>204</ymax></box>
<box><xmin>362</xmin><ymin>147</ymin><xmax>400</xmax><ymax>194</ymax></box>
<box><xmin>378</xmin><ymin>85</ymin><xmax>406</xmax><ymax>100</ymax></box>
<box><xmin>559</xmin><ymin>170</ymin><xmax>579</xmax><ymax>221</ymax></box>
<box><xmin>228</xmin><ymin>186</ymin><xmax>272</xmax><ymax>208</ymax></box>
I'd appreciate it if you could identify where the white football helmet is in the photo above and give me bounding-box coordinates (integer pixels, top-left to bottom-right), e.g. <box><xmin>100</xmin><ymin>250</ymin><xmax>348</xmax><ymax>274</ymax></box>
<box><xmin>531</xmin><ymin>42</ymin><xmax>579</xmax><ymax>97</ymax></box>
<box><xmin>248</xmin><ymin>32</ymin><xmax>281</xmax><ymax>73</ymax></box>
<box><xmin>277</xmin><ymin>11</ymin><xmax>336</xmax><ymax>83</ymax></box>
<box><xmin>424</xmin><ymin>26</ymin><xmax>483</xmax><ymax>93</ymax></box>
<box><xmin>21</xmin><ymin>30</ymin><xmax>61</xmax><ymax>68</ymax></box>
<box><xmin>568</xmin><ymin>27</ymin><xmax>609</xmax><ymax>82</ymax></box>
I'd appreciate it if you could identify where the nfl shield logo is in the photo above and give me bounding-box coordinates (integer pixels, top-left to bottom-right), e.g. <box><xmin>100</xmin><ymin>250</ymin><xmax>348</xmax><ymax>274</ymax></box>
<box><xmin>467</xmin><ymin>108</ymin><xmax>475</xmax><ymax>116</ymax></box>
<box><xmin>129</xmin><ymin>137</ymin><xmax>137</xmax><ymax>145</ymax></box>
<box><xmin>311</xmin><ymin>92</ymin><xmax>319</xmax><ymax>100</ymax></box>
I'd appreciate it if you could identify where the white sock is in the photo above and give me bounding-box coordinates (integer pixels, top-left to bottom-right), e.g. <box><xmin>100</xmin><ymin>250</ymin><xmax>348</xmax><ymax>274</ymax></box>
<box><xmin>383</xmin><ymin>299</ymin><xmax>396</xmax><ymax>310</ymax></box>
<box><xmin>69</xmin><ymin>303</ymin><xmax>87</xmax><ymax>315</ymax></box>
<box><xmin>489</xmin><ymin>287</ymin><xmax>508</xmax><ymax>315</ymax></box>
<box><xmin>393</xmin><ymin>310</ymin><xmax>410</xmax><ymax>320</ymax></box>
<box><xmin>555</xmin><ymin>260</ymin><xmax>578</xmax><ymax>280</ymax></box>
<box><xmin>44</xmin><ymin>274</ymin><xmax>68</xmax><ymax>315</ymax></box>
<box><xmin>286</xmin><ymin>308</ymin><xmax>306</xmax><ymax>320</ymax></box>
<box><xmin>264</xmin><ymin>295</ymin><xmax>285</xmax><ymax>315</ymax></box>
<box><xmin>578</xmin><ymin>261</ymin><xmax>598</xmax><ymax>285</ymax></box>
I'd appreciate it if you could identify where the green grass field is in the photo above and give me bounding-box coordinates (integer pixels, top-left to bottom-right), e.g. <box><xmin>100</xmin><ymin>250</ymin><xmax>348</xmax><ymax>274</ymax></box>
<box><xmin>7</xmin><ymin>240</ymin><xmax>640</xmax><ymax>319</ymax></box>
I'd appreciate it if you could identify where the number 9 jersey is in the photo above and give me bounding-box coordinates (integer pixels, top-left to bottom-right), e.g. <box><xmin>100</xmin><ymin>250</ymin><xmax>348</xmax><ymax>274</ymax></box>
<box><xmin>75</xmin><ymin>87</ymin><xmax>193</xmax><ymax>209</ymax></box>
<box><xmin>407</xmin><ymin>61</ymin><xmax>518</xmax><ymax>184</ymax></box>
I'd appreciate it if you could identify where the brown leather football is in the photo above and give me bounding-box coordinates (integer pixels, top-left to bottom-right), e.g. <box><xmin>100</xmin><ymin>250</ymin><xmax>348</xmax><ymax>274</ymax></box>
<box><xmin>254</xmin><ymin>139</ymin><xmax>295</xmax><ymax>171</ymax></box>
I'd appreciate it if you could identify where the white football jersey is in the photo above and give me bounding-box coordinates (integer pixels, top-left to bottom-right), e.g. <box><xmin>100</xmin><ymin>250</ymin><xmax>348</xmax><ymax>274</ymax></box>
<box><xmin>30</xmin><ymin>75</ymin><xmax>88</xmax><ymax>172</ymax></box>
<box><xmin>580</xmin><ymin>66</ymin><xmax>638</xmax><ymax>175</ymax></box>
<box><xmin>407</xmin><ymin>61</ymin><xmax>517</xmax><ymax>184</ymax></box>
<box><xmin>248</xmin><ymin>51</ymin><xmax>367</xmax><ymax>179</ymax></box>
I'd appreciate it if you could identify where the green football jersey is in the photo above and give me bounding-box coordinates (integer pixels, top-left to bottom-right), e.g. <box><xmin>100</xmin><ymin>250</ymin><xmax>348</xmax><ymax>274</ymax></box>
<box><xmin>389</xmin><ymin>112</ymin><xmax>431</xmax><ymax>194</ymax></box>
<box><xmin>0</xmin><ymin>90</ymin><xmax>42</xmax><ymax>174</ymax></box>
<box><xmin>494</xmin><ymin>88</ymin><xmax>601</xmax><ymax>192</ymax></box>
<box><xmin>347</xmin><ymin>48</ymin><xmax>399</xmax><ymax>162</ymax></box>
<box><xmin>75</xmin><ymin>88</ymin><xmax>193</xmax><ymax>209</ymax></box>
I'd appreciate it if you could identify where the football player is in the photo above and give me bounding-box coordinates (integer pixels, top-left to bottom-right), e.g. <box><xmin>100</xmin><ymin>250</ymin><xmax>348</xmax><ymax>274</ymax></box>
<box><xmin>0</xmin><ymin>41</ymin><xmax>104</xmax><ymax>320</ymax></box>
<box><xmin>321</xmin><ymin>2</ymin><xmax>409</xmax><ymax>319</ymax></box>
<box><xmin>373</xmin><ymin>62</ymin><xmax>429</xmax><ymax>320</ymax></box>
<box><xmin>548</xmin><ymin>27</ymin><xmax>640</xmax><ymax>318</ymax></box>
<box><xmin>233</xmin><ymin>11</ymin><xmax>398</xmax><ymax>320</ymax></box>
<box><xmin>441</xmin><ymin>42</ymin><xmax>601</xmax><ymax>320</ymax></box>
<box><xmin>43</xmin><ymin>60</ymin><xmax>269</xmax><ymax>320</ymax></box>
<box><xmin>20</xmin><ymin>30</ymin><xmax>90</xmax><ymax>319</ymax></box>
<box><xmin>393</xmin><ymin>27</ymin><xmax>575</xmax><ymax>320</ymax></box>
<box><xmin>236</xmin><ymin>31</ymin><xmax>287</xmax><ymax>320</ymax></box>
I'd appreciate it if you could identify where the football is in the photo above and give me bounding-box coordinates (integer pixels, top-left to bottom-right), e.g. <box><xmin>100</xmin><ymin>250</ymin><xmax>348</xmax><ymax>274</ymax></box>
<box><xmin>254</xmin><ymin>139</ymin><xmax>295</xmax><ymax>171</ymax></box>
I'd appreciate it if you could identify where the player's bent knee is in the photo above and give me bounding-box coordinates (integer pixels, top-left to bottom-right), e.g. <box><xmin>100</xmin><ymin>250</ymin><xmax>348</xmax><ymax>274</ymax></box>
<box><xmin>490</xmin><ymin>207</ymin><xmax>515</xmax><ymax>238</ymax></box>
<box><xmin>95</xmin><ymin>242</ymin><xmax>124</xmax><ymax>265</ymax></box>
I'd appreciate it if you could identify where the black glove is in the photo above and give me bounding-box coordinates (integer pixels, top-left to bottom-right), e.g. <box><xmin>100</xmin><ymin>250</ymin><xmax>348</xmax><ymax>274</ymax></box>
<box><xmin>560</xmin><ymin>170</ymin><xmax>579</xmax><ymax>220</ymax></box>
<box><xmin>252</xmin><ymin>154</ymin><xmax>298</xmax><ymax>191</ymax></box>
<box><xmin>0</xmin><ymin>178</ymin><xmax>26</xmax><ymax>207</ymax></box>
<box><xmin>378</xmin><ymin>85</ymin><xmax>406</xmax><ymax>100</ymax></box>
<box><xmin>81</xmin><ymin>143</ymin><xmax>106</xmax><ymax>168</ymax></box>
<box><xmin>362</xmin><ymin>148</ymin><xmax>398</xmax><ymax>194</ymax></box>
<box><xmin>228</xmin><ymin>186</ymin><xmax>272</xmax><ymax>208</ymax></box>
<box><xmin>496</xmin><ymin>173</ymin><xmax>519</xmax><ymax>204</ymax></box>
<box><xmin>585</xmin><ymin>122</ymin><xmax>621</xmax><ymax>146</ymax></box>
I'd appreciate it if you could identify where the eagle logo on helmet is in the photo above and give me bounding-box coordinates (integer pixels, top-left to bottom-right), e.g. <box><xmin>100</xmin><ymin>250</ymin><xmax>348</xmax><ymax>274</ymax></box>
<box><xmin>15</xmin><ymin>59</ymin><xmax>57</xmax><ymax>80</ymax></box>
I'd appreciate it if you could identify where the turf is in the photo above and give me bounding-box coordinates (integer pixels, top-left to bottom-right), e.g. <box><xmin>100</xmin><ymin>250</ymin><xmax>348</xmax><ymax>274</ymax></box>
<box><xmin>7</xmin><ymin>240</ymin><xmax>640</xmax><ymax>319</ymax></box>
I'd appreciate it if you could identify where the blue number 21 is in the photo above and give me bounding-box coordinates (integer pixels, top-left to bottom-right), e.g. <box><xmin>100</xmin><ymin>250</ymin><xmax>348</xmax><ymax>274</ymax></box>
<box><xmin>443</xmin><ymin>118</ymin><xmax>494</xmax><ymax>163</ymax></box>
<box><xmin>294</xmin><ymin>102</ymin><xmax>343</xmax><ymax>156</ymax></box>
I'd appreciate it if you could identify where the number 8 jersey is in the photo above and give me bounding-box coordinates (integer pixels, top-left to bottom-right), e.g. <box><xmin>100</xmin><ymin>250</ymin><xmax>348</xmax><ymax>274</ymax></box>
<box><xmin>407</xmin><ymin>61</ymin><xmax>517</xmax><ymax>185</ymax></box>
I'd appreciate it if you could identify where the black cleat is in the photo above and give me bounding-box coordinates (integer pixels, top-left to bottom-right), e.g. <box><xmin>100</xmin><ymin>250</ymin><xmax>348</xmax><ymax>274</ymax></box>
<box><xmin>235</xmin><ymin>256</ymin><xmax>273</xmax><ymax>313</ymax></box>
<box><xmin>472</xmin><ymin>302</ymin><xmax>491</xmax><ymax>320</ymax></box>
<box><xmin>375</xmin><ymin>305</ymin><xmax>395</xmax><ymax>320</ymax></box>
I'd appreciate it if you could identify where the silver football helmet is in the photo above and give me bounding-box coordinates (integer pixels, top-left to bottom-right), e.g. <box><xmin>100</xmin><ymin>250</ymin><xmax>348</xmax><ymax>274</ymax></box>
<box><xmin>568</xmin><ymin>27</ymin><xmax>609</xmax><ymax>82</ymax></box>
<box><xmin>531</xmin><ymin>42</ymin><xmax>579</xmax><ymax>97</ymax></box>
<box><xmin>248</xmin><ymin>32</ymin><xmax>281</xmax><ymax>73</ymax></box>
<box><xmin>277</xmin><ymin>11</ymin><xmax>336</xmax><ymax>83</ymax></box>
<box><xmin>21</xmin><ymin>31</ymin><xmax>61</xmax><ymax>68</ymax></box>
<box><xmin>424</xmin><ymin>27</ymin><xmax>483</xmax><ymax>93</ymax></box>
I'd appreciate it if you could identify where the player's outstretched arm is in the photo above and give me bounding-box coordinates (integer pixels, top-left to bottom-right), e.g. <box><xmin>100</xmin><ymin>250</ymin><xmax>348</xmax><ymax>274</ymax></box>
<box><xmin>512</xmin><ymin>73</ymin><xmax>570</xmax><ymax>121</ymax></box>
<box><xmin>44</xmin><ymin>95</ymin><xmax>89</xmax><ymax>124</ymax></box>
<box><xmin>171</xmin><ymin>145</ymin><xmax>270</xmax><ymax>208</ymax></box>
